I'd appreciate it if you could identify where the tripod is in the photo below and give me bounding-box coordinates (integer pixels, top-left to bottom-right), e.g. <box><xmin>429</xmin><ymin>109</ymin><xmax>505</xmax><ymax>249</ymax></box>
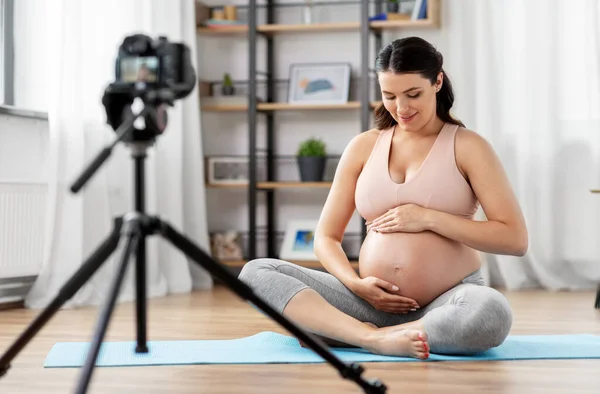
<box><xmin>0</xmin><ymin>103</ymin><xmax>387</xmax><ymax>394</ymax></box>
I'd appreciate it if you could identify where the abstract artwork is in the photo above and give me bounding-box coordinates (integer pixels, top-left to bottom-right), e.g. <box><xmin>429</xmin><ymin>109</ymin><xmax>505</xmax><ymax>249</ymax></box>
<box><xmin>287</xmin><ymin>63</ymin><xmax>351</xmax><ymax>105</ymax></box>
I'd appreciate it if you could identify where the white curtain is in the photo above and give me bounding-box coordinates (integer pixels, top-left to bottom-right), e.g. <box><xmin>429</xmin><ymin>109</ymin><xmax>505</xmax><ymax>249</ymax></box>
<box><xmin>25</xmin><ymin>0</ymin><xmax>213</xmax><ymax>309</ymax></box>
<box><xmin>436</xmin><ymin>0</ymin><xmax>600</xmax><ymax>290</ymax></box>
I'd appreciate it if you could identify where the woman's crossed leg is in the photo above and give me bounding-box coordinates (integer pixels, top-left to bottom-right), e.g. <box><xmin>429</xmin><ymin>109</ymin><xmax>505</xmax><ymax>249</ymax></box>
<box><xmin>238</xmin><ymin>258</ymin><xmax>512</xmax><ymax>358</ymax></box>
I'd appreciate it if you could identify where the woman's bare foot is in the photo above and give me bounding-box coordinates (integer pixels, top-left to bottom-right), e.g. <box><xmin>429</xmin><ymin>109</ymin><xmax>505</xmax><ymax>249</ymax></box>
<box><xmin>364</xmin><ymin>327</ymin><xmax>430</xmax><ymax>359</ymax></box>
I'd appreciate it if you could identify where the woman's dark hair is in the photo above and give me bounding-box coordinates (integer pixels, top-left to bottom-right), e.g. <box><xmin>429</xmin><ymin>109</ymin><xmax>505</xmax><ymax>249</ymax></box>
<box><xmin>373</xmin><ymin>36</ymin><xmax>464</xmax><ymax>129</ymax></box>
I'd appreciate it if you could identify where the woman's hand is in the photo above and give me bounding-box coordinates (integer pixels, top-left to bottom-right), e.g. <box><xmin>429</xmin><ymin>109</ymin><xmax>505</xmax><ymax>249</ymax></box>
<box><xmin>350</xmin><ymin>277</ymin><xmax>420</xmax><ymax>314</ymax></box>
<box><xmin>367</xmin><ymin>204</ymin><xmax>431</xmax><ymax>233</ymax></box>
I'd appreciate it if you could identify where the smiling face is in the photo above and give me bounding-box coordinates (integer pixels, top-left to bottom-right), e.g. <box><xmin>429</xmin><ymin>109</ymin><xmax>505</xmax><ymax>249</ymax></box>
<box><xmin>378</xmin><ymin>71</ymin><xmax>443</xmax><ymax>132</ymax></box>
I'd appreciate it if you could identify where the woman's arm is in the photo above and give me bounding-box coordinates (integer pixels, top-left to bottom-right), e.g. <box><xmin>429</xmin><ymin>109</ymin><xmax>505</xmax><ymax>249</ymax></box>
<box><xmin>313</xmin><ymin>131</ymin><xmax>377</xmax><ymax>289</ymax></box>
<box><xmin>425</xmin><ymin>129</ymin><xmax>528</xmax><ymax>256</ymax></box>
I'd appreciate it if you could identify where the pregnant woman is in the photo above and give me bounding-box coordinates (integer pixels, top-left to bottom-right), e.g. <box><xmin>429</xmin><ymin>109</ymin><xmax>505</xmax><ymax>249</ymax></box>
<box><xmin>238</xmin><ymin>37</ymin><xmax>528</xmax><ymax>359</ymax></box>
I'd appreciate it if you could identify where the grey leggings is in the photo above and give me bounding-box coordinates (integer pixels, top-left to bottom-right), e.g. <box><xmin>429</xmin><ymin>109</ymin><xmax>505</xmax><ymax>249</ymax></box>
<box><xmin>238</xmin><ymin>258</ymin><xmax>513</xmax><ymax>355</ymax></box>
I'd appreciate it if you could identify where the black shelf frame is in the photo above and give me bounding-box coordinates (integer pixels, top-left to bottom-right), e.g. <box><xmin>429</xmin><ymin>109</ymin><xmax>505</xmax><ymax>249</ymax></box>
<box><xmin>245</xmin><ymin>0</ymin><xmax>389</xmax><ymax>260</ymax></box>
<box><xmin>248</xmin><ymin>0</ymin><xmax>276</xmax><ymax>259</ymax></box>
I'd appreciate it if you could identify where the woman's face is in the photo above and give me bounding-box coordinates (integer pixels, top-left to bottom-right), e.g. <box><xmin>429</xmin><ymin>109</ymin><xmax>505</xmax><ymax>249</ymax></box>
<box><xmin>378</xmin><ymin>71</ymin><xmax>442</xmax><ymax>131</ymax></box>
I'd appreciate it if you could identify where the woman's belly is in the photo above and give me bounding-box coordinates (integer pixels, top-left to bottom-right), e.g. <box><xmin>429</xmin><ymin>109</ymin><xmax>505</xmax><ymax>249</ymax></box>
<box><xmin>358</xmin><ymin>230</ymin><xmax>481</xmax><ymax>307</ymax></box>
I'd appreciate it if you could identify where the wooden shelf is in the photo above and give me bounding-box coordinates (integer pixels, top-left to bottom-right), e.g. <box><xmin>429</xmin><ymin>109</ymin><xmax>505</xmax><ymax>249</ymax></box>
<box><xmin>220</xmin><ymin>259</ymin><xmax>358</xmax><ymax>270</ymax></box>
<box><xmin>197</xmin><ymin>20</ymin><xmax>440</xmax><ymax>36</ymax></box>
<box><xmin>259</xmin><ymin>102</ymin><xmax>361</xmax><ymax>111</ymax></box>
<box><xmin>202</xmin><ymin>101</ymin><xmax>375</xmax><ymax>112</ymax></box>
<box><xmin>258</xmin><ymin>182</ymin><xmax>332</xmax><ymax>189</ymax></box>
<box><xmin>590</xmin><ymin>190</ymin><xmax>600</xmax><ymax>193</ymax></box>
<box><xmin>259</xmin><ymin>22</ymin><xmax>360</xmax><ymax>34</ymax></box>
<box><xmin>197</xmin><ymin>22</ymin><xmax>360</xmax><ymax>36</ymax></box>
<box><xmin>197</xmin><ymin>25</ymin><xmax>248</xmax><ymax>35</ymax></box>
<box><xmin>206</xmin><ymin>183</ymin><xmax>247</xmax><ymax>189</ymax></box>
<box><xmin>370</xmin><ymin>18</ymin><xmax>438</xmax><ymax>31</ymax></box>
<box><xmin>206</xmin><ymin>182</ymin><xmax>332</xmax><ymax>189</ymax></box>
<box><xmin>201</xmin><ymin>104</ymin><xmax>248</xmax><ymax>112</ymax></box>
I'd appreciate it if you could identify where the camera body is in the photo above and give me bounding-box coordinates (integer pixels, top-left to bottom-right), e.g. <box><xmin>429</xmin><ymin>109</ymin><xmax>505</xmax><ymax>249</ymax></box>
<box><xmin>102</xmin><ymin>34</ymin><xmax>197</xmax><ymax>140</ymax></box>
<box><xmin>114</xmin><ymin>34</ymin><xmax>196</xmax><ymax>100</ymax></box>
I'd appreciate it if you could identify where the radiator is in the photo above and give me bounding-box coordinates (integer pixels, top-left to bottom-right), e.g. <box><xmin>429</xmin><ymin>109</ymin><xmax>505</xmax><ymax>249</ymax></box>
<box><xmin>0</xmin><ymin>182</ymin><xmax>46</xmax><ymax>281</ymax></box>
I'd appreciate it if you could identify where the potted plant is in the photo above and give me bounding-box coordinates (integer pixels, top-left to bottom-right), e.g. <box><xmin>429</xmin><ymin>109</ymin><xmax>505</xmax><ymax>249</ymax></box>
<box><xmin>221</xmin><ymin>73</ymin><xmax>235</xmax><ymax>96</ymax></box>
<box><xmin>297</xmin><ymin>137</ymin><xmax>327</xmax><ymax>182</ymax></box>
<box><xmin>386</xmin><ymin>0</ymin><xmax>399</xmax><ymax>13</ymax></box>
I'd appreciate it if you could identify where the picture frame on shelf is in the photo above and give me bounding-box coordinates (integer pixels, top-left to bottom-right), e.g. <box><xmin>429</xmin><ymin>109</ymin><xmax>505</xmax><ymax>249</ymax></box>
<box><xmin>206</xmin><ymin>156</ymin><xmax>265</xmax><ymax>185</ymax></box>
<box><xmin>279</xmin><ymin>220</ymin><xmax>320</xmax><ymax>261</ymax></box>
<box><xmin>287</xmin><ymin>62</ymin><xmax>351</xmax><ymax>105</ymax></box>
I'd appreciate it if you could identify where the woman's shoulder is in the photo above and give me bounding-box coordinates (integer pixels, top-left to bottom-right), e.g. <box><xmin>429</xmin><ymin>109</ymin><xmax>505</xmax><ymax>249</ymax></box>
<box><xmin>356</xmin><ymin>128</ymin><xmax>385</xmax><ymax>144</ymax></box>
<box><xmin>453</xmin><ymin>125</ymin><xmax>498</xmax><ymax>172</ymax></box>
<box><xmin>337</xmin><ymin>128</ymin><xmax>387</xmax><ymax>171</ymax></box>
<box><xmin>343</xmin><ymin>128</ymin><xmax>385</xmax><ymax>158</ymax></box>
<box><xmin>351</xmin><ymin>128</ymin><xmax>388</xmax><ymax>148</ymax></box>
<box><xmin>454</xmin><ymin>125</ymin><xmax>494</xmax><ymax>152</ymax></box>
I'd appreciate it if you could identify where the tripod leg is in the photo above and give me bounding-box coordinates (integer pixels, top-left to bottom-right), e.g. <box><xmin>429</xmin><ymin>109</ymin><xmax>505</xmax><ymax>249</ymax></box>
<box><xmin>0</xmin><ymin>217</ymin><xmax>123</xmax><ymax>378</ymax></box>
<box><xmin>134</xmin><ymin>232</ymin><xmax>148</xmax><ymax>352</ymax></box>
<box><xmin>74</xmin><ymin>231</ymin><xmax>139</xmax><ymax>394</ymax></box>
<box><xmin>134</xmin><ymin>155</ymin><xmax>148</xmax><ymax>353</ymax></box>
<box><xmin>156</xmin><ymin>219</ymin><xmax>387</xmax><ymax>394</ymax></box>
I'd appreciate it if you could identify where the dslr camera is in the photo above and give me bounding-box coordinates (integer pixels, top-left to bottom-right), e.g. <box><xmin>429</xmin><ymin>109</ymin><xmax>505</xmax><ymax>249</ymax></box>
<box><xmin>114</xmin><ymin>33</ymin><xmax>196</xmax><ymax>99</ymax></box>
<box><xmin>102</xmin><ymin>34</ymin><xmax>197</xmax><ymax>140</ymax></box>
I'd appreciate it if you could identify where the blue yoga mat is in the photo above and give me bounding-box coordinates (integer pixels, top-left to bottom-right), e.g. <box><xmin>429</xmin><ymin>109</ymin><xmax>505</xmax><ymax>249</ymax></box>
<box><xmin>44</xmin><ymin>331</ymin><xmax>600</xmax><ymax>368</ymax></box>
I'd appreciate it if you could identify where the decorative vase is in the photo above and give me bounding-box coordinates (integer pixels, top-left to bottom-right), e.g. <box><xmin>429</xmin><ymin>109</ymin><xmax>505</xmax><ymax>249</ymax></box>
<box><xmin>222</xmin><ymin>85</ymin><xmax>235</xmax><ymax>96</ymax></box>
<box><xmin>297</xmin><ymin>156</ymin><xmax>326</xmax><ymax>182</ymax></box>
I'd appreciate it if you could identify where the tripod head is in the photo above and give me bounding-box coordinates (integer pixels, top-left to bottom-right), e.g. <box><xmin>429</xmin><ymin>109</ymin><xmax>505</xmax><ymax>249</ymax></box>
<box><xmin>70</xmin><ymin>33</ymin><xmax>197</xmax><ymax>192</ymax></box>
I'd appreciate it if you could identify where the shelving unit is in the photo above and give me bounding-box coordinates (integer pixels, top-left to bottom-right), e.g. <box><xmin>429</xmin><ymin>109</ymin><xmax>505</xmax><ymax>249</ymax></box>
<box><xmin>202</xmin><ymin>102</ymin><xmax>361</xmax><ymax>111</ymax></box>
<box><xmin>201</xmin><ymin>101</ymin><xmax>383</xmax><ymax>112</ymax></box>
<box><xmin>196</xmin><ymin>0</ymin><xmax>441</xmax><ymax>269</ymax></box>
<box><xmin>196</xmin><ymin>9</ymin><xmax>440</xmax><ymax>36</ymax></box>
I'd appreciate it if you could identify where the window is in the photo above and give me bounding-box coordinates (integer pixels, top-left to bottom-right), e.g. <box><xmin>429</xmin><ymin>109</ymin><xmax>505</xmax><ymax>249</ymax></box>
<box><xmin>0</xmin><ymin>0</ymin><xmax>13</xmax><ymax>106</ymax></box>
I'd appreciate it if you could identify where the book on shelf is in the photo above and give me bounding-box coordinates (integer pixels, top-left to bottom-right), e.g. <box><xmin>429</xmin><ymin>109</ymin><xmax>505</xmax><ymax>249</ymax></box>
<box><xmin>411</xmin><ymin>0</ymin><xmax>428</xmax><ymax>20</ymax></box>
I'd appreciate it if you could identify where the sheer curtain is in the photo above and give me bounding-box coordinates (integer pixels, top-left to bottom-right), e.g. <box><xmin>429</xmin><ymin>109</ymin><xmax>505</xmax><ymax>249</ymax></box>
<box><xmin>437</xmin><ymin>0</ymin><xmax>600</xmax><ymax>290</ymax></box>
<box><xmin>25</xmin><ymin>0</ymin><xmax>213</xmax><ymax>309</ymax></box>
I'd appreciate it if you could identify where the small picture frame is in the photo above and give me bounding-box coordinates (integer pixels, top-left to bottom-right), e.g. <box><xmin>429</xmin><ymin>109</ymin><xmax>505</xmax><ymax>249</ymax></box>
<box><xmin>287</xmin><ymin>63</ymin><xmax>351</xmax><ymax>105</ymax></box>
<box><xmin>279</xmin><ymin>220</ymin><xmax>320</xmax><ymax>261</ymax></box>
<box><xmin>206</xmin><ymin>156</ymin><xmax>250</xmax><ymax>185</ymax></box>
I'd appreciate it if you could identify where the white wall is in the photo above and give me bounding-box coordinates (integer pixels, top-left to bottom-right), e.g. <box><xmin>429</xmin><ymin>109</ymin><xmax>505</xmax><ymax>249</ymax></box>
<box><xmin>13</xmin><ymin>0</ymin><xmax>49</xmax><ymax>113</ymax></box>
<box><xmin>1</xmin><ymin>0</ymin><xmax>49</xmax><ymax>183</ymax></box>
<box><xmin>0</xmin><ymin>113</ymin><xmax>48</xmax><ymax>182</ymax></box>
<box><xmin>0</xmin><ymin>0</ymin><xmax>49</xmax><ymax>282</ymax></box>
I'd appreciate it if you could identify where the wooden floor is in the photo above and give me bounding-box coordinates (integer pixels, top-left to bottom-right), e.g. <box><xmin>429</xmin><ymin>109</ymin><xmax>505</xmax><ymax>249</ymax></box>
<box><xmin>0</xmin><ymin>285</ymin><xmax>599</xmax><ymax>394</ymax></box>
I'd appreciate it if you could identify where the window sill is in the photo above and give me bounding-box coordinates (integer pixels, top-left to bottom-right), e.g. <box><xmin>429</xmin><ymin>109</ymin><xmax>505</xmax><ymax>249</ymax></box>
<box><xmin>0</xmin><ymin>105</ymin><xmax>48</xmax><ymax>120</ymax></box>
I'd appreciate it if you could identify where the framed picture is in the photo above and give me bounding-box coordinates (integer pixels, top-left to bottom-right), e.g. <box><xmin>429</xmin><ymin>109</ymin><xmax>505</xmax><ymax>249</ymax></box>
<box><xmin>287</xmin><ymin>63</ymin><xmax>351</xmax><ymax>105</ymax></box>
<box><xmin>206</xmin><ymin>156</ymin><xmax>262</xmax><ymax>185</ymax></box>
<box><xmin>279</xmin><ymin>220</ymin><xmax>320</xmax><ymax>261</ymax></box>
